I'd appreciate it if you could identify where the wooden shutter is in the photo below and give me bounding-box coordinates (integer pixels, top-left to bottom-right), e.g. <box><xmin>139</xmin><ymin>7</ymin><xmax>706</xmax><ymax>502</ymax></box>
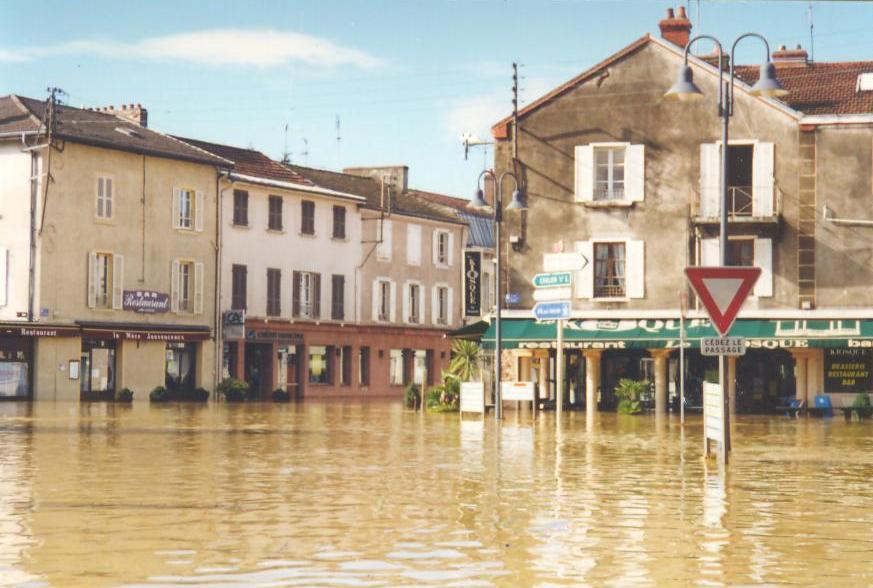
<box><xmin>372</xmin><ymin>280</ymin><xmax>381</xmax><ymax>321</ymax></box>
<box><xmin>194</xmin><ymin>262</ymin><xmax>205</xmax><ymax>313</ymax></box>
<box><xmin>87</xmin><ymin>251</ymin><xmax>98</xmax><ymax>308</ymax></box>
<box><xmin>170</xmin><ymin>260</ymin><xmax>180</xmax><ymax>312</ymax></box>
<box><xmin>402</xmin><ymin>282</ymin><xmax>410</xmax><ymax>323</ymax></box>
<box><xmin>292</xmin><ymin>271</ymin><xmax>300</xmax><ymax>317</ymax></box>
<box><xmin>172</xmin><ymin>188</ymin><xmax>181</xmax><ymax>229</ymax></box>
<box><xmin>753</xmin><ymin>142</ymin><xmax>775</xmax><ymax>216</ymax></box>
<box><xmin>389</xmin><ymin>281</ymin><xmax>397</xmax><ymax>322</ymax></box>
<box><xmin>106</xmin><ymin>178</ymin><xmax>112</xmax><ymax>218</ymax></box>
<box><xmin>377</xmin><ymin>220</ymin><xmax>392</xmax><ymax>261</ymax></box>
<box><xmin>195</xmin><ymin>190</ymin><xmax>205</xmax><ymax>232</ymax></box>
<box><xmin>754</xmin><ymin>238</ymin><xmax>773</xmax><ymax>297</ymax></box>
<box><xmin>626</xmin><ymin>240</ymin><xmax>645</xmax><ymax>299</ymax></box>
<box><xmin>0</xmin><ymin>246</ymin><xmax>7</xmax><ymax>307</ymax></box>
<box><xmin>112</xmin><ymin>254</ymin><xmax>124</xmax><ymax>310</ymax></box>
<box><xmin>574</xmin><ymin>241</ymin><xmax>594</xmax><ymax>299</ymax></box>
<box><xmin>447</xmin><ymin>232</ymin><xmax>455</xmax><ymax>266</ymax></box>
<box><xmin>700</xmin><ymin>143</ymin><xmax>720</xmax><ymax>217</ymax></box>
<box><xmin>701</xmin><ymin>238</ymin><xmax>719</xmax><ymax>266</ymax></box>
<box><xmin>625</xmin><ymin>144</ymin><xmax>645</xmax><ymax>202</ymax></box>
<box><xmin>447</xmin><ymin>287</ymin><xmax>454</xmax><ymax>326</ymax></box>
<box><xmin>431</xmin><ymin>231</ymin><xmax>440</xmax><ymax>265</ymax></box>
<box><xmin>313</xmin><ymin>273</ymin><xmax>321</xmax><ymax>318</ymax></box>
<box><xmin>575</xmin><ymin>145</ymin><xmax>594</xmax><ymax>202</ymax></box>
<box><xmin>407</xmin><ymin>224</ymin><xmax>421</xmax><ymax>265</ymax></box>
<box><xmin>431</xmin><ymin>286</ymin><xmax>439</xmax><ymax>324</ymax></box>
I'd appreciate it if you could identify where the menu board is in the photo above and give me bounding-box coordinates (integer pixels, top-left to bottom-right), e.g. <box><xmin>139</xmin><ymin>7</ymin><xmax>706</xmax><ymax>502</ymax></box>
<box><xmin>824</xmin><ymin>348</ymin><xmax>873</xmax><ymax>393</ymax></box>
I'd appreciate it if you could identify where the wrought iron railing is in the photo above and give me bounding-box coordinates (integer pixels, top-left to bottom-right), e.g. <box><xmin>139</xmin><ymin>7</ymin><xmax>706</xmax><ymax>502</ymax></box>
<box><xmin>728</xmin><ymin>185</ymin><xmax>753</xmax><ymax>216</ymax></box>
<box><xmin>594</xmin><ymin>283</ymin><xmax>626</xmax><ymax>298</ymax></box>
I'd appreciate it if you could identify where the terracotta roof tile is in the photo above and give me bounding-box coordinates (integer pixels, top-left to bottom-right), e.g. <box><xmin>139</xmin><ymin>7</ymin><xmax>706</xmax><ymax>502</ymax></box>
<box><xmin>175</xmin><ymin>137</ymin><xmax>313</xmax><ymax>185</ymax></box>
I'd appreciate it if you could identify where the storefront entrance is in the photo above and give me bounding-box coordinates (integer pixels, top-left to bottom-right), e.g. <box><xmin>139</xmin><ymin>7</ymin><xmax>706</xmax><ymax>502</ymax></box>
<box><xmin>0</xmin><ymin>336</ymin><xmax>32</xmax><ymax>400</ymax></box>
<box><xmin>736</xmin><ymin>349</ymin><xmax>795</xmax><ymax>412</ymax></box>
<box><xmin>245</xmin><ymin>343</ymin><xmax>274</xmax><ymax>399</ymax></box>
<box><xmin>166</xmin><ymin>342</ymin><xmax>197</xmax><ymax>394</ymax></box>
<box><xmin>600</xmin><ymin>350</ymin><xmax>650</xmax><ymax>411</ymax></box>
<box><xmin>81</xmin><ymin>339</ymin><xmax>116</xmax><ymax>401</ymax></box>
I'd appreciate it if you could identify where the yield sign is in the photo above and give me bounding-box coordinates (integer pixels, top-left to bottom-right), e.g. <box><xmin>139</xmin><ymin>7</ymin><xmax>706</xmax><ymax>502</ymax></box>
<box><xmin>684</xmin><ymin>267</ymin><xmax>761</xmax><ymax>336</ymax></box>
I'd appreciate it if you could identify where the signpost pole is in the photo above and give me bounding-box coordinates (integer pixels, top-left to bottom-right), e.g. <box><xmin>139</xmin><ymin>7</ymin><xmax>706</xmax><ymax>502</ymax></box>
<box><xmin>556</xmin><ymin>319</ymin><xmax>564</xmax><ymax>417</ymax></box>
<box><xmin>680</xmin><ymin>307</ymin><xmax>686</xmax><ymax>426</ymax></box>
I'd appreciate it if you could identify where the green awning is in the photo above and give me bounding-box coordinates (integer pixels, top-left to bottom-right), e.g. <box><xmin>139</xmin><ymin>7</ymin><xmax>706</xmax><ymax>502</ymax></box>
<box><xmin>482</xmin><ymin>318</ymin><xmax>873</xmax><ymax>350</ymax></box>
<box><xmin>448</xmin><ymin>320</ymin><xmax>490</xmax><ymax>340</ymax></box>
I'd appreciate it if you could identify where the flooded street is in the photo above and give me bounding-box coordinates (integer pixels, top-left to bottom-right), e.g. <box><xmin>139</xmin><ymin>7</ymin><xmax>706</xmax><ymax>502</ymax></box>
<box><xmin>2</xmin><ymin>402</ymin><xmax>873</xmax><ymax>587</ymax></box>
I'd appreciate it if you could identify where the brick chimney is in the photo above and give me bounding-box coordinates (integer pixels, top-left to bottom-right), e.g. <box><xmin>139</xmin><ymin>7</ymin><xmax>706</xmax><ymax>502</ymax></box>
<box><xmin>90</xmin><ymin>103</ymin><xmax>148</xmax><ymax>128</ymax></box>
<box><xmin>659</xmin><ymin>6</ymin><xmax>692</xmax><ymax>48</ymax></box>
<box><xmin>772</xmin><ymin>44</ymin><xmax>809</xmax><ymax>67</ymax></box>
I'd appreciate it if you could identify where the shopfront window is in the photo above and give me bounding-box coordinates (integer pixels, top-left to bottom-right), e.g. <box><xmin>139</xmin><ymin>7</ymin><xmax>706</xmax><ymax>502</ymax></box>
<box><xmin>309</xmin><ymin>345</ymin><xmax>332</xmax><ymax>385</ymax></box>
<box><xmin>81</xmin><ymin>340</ymin><xmax>116</xmax><ymax>400</ymax></box>
<box><xmin>0</xmin><ymin>337</ymin><xmax>31</xmax><ymax>399</ymax></box>
<box><xmin>413</xmin><ymin>349</ymin><xmax>427</xmax><ymax>386</ymax></box>
<box><xmin>166</xmin><ymin>342</ymin><xmax>197</xmax><ymax>392</ymax></box>
<box><xmin>389</xmin><ymin>349</ymin><xmax>404</xmax><ymax>386</ymax></box>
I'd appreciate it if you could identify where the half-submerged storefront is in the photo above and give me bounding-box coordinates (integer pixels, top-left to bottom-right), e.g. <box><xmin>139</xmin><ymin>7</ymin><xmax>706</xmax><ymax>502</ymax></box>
<box><xmin>483</xmin><ymin>318</ymin><xmax>873</xmax><ymax>413</ymax></box>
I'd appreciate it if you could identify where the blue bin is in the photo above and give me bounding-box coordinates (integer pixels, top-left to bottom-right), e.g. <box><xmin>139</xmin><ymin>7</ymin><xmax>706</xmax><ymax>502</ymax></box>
<box><xmin>814</xmin><ymin>395</ymin><xmax>833</xmax><ymax>417</ymax></box>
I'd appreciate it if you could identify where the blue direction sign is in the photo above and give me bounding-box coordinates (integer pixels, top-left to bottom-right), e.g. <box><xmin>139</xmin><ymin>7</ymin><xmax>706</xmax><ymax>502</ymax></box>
<box><xmin>532</xmin><ymin>271</ymin><xmax>573</xmax><ymax>289</ymax></box>
<box><xmin>533</xmin><ymin>301</ymin><xmax>571</xmax><ymax>321</ymax></box>
<box><xmin>505</xmin><ymin>292</ymin><xmax>521</xmax><ymax>305</ymax></box>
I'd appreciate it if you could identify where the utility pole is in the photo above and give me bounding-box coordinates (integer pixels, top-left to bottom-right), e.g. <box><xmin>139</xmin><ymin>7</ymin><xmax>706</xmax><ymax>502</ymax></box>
<box><xmin>512</xmin><ymin>62</ymin><xmax>519</xmax><ymax>161</ymax></box>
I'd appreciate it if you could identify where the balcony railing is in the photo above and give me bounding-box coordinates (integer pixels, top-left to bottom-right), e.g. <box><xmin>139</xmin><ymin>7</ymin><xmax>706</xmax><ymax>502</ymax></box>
<box><xmin>728</xmin><ymin>185</ymin><xmax>753</xmax><ymax>217</ymax></box>
<box><xmin>594</xmin><ymin>282</ymin><xmax>626</xmax><ymax>298</ymax></box>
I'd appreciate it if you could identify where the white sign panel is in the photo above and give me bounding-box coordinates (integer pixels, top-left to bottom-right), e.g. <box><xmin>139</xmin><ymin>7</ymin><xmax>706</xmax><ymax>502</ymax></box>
<box><xmin>701</xmin><ymin>337</ymin><xmax>746</xmax><ymax>356</ymax></box>
<box><xmin>501</xmin><ymin>381</ymin><xmax>535</xmax><ymax>402</ymax></box>
<box><xmin>532</xmin><ymin>287</ymin><xmax>573</xmax><ymax>302</ymax></box>
<box><xmin>460</xmin><ymin>382</ymin><xmax>485</xmax><ymax>414</ymax></box>
<box><xmin>543</xmin><ymin>252</ymin><xmax>588</xmax><ymax>272</ymax></box>
<box><xmin>703</xmin><ymin>381</ymin><xmax>723</xmax><ymax>442</ymax></box>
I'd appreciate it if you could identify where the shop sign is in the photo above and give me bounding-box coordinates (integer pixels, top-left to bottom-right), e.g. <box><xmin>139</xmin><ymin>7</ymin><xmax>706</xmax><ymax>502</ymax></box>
<box><xmin>245</xmin><ymin>329</ymin><xmax>303</xmax><ymax>344</ymax></box>
<box><xmin>464</xmin><ymin>251</ymin><xmax>482</xmax><ymax>317</ymax></box>
<box><xmin>701</xmin><ymin>337</ymin><xmax>746</xmax><ymax>356</ymax></box>
<box><xmin>824</xmin><ymin>348</ymin><xmax>873</xmax><ymax>393</ymax></box>
<box><xmin>123</xmin><ymin>290</ymin><xmax>170</xmax><ymax>313</ymax></box>
<box><xmin>107</xmin><ymin>330</ymin><xmax>208</xmax><ymax>342</ymax></box>
<box><xmin>501</xmin><ymin>381</ymin><xmax>535</xmax><ymax>402</ymax></box>
<box><xmin>223</xmin><ymin>310</ymin><xmax>245</xmax><ymax>339</ymax></box>
<box><xmin>1</xmin><ymin>325</ymin><xmax>79</xmax><ymax>337</ymax></box>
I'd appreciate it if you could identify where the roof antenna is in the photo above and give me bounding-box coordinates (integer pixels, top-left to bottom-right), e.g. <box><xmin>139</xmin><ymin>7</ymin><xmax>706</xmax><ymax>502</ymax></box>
<box><xmin>808</xmin><ymin>1</ymin><xmax>815</xmax><ymax>62</ymax></box>
<box><xmin>282</xmin><ymin>123</ymin><xmax>290</xmax><ymax>164</ymax></box>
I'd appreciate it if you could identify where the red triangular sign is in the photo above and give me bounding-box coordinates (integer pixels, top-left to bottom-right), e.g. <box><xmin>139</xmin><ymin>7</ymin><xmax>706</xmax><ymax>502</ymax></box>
<box><xmin>684</xmin><ymin>267</ymin><xmax>761</xmax><ymax>336</ymax></box>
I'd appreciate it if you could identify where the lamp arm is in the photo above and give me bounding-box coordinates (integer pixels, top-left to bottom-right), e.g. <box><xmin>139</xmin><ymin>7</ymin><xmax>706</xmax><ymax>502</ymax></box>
<box><xmin>729</xmin><ymin>33</ymin><xmax>772</xmax><ymax>116</ymax></box>
<box><xmin>683</xmin><ymin>35</ymin><xmax>725</xmax><ymax>116</ymax></box>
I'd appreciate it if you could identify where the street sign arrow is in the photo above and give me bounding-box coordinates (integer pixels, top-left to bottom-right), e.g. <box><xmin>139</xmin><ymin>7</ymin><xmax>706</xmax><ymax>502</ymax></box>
<box><xmin>532</xmin><ymin>271</ymin><xmax>572</xmax><ymax>289</ymax></box>
<box><xmin>684</xmin><ymin>266</ymin><xmax>760</xmax><ymax>337</ymax></box>
<box><xmin>533</xmin><ymin>287</ymin><xmax>573</xmax><ymax>302</ymax></box>
<box><xmin>533</xmin><ymin>301</ymin><xmax>571</xmax><ymax>321</ymax></box>
<box><xmin>543</xmin><ymin>252</ymin><xmax>588</xmax><ymax>272</ymax></box>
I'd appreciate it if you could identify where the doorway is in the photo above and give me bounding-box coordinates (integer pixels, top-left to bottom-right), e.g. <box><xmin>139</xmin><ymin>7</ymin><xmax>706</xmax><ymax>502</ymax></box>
<box><xmin>736</xmin><ymin>349</ymin><xmax>795</xmax><ymax>412</ymax></box>
<box><xmin>244</xmin><ymin>343</ymin><xmax>274</xmax><ymax>400</ymax></box>
<box><xmin>81</xmin><ymin>339</ymin><xmax>116</xmax><ymax>401</ymax></box>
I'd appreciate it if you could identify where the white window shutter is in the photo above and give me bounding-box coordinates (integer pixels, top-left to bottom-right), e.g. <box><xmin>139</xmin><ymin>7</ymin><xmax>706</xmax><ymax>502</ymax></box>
<box><xmin>407</xmin><ymin>225</ymin><xmax>421</xmax><ymax>265</ymax></box>
<box><xmin>447</xmin><ymin>288</ymin><xmax>454</xmax><ymax>326</ymax></box>
<box><xmin>371</xmin><ymin>281</ymin><xmax>380</xmax><ymax>321</ymax></box>
<box><xmin>195</xmin><ymin>190</ymin><xmax>205</xmax><ymax>232</ymax></box>
<box><xmin>170</xmin><ymin>260</ymin><xmax>180</xmax><ymax>312</ymax></box>
<box><xmin>106</xmin><ymin>178</ymin><xmax>113</xmax><ymax>218</ymax></box>
<box><xmin>574</xmin><ymin>241</ymin><xmax>594</xmax><ymax>299</ymax></box>
<box><xmin>402</xmin><ymin>282</ymin><xmax>410</xmax><ymax>324</ymax></box>
<box><xmin>172</xmin><ymin>188</ymin><xmax>181</xmax><ymax>229</ymax></box>
<box><xmin>701</xmin><ymin>238</ymin><xmax>719</xmax><ymax>266</ymax></box>
<box><xmin>194</xmin><ymin>262</ymin><xmax>205</xmax><ymax>313</ymax></box>
<box><xmin>754</xmin><ymin>238</ymin><xmax>773</xmax><ymax>297</ymax></box>
<box><xmin>753</xmin><ymin>142</ymin><xmax>775</xmax><ymax>216</ymax></box>
<box><xmin>377</xmin><ymin>220</ymin><xmax>392</xmax><ymax>261</ymax></box>
<box><xmin>389</xmin><ymin>281</ymin><xmax>397</xmax><ymax>322</ymax></box>
<box><xmin>575</xmin><ymin>145</ymin><xmax>594</xmax><ymax>202</ymax></box>
<box><xmin>112</xmin><ymin>254</ymin><xmax>124</xmax><ymax>310</ymax></box>
<box><xmin>87</xmin><ymin>251</ymin><xmax>97</xmax><ymax>308</ymax></box>
<box><xmin>626</xmin><ymin>240</ymin><xmax>645</xmax><ymax>299</ymax></box>
<box><xmin>419</xmin><ymin>285</ymin><xmax>426</xmax><ymax>323</ymax></box>
<box><xmin>448</xmin><ymin>232</ymin><xmax>455</xmax><ymax>266</ymax></box>
<box><xmin>625</xmin><ymin>144</ymin><xmax>645</xmax><ymax>202</ymax></box>
<box><xmin>96</xmin><ymin>177</ymin><xmax>104</xmax><ymax>217</ymax></box>
<box><xmin>0</xmin><ymin>246</ymin><xmax>8</xmax><ymax>307</ymax></box>
<box><xmin>432</xmin><ymin>231</ymin><xmax>439</xmax><ymax>265</ymax></box>
<box><xmin>700</xmin><ymin>143</ymin><xmax>720</xmax><ymax>217</ymax></box>
<box><xmin>431</xmin><ymin>286</ymin><xmax>439</xmax><ymax>324</ymax></box>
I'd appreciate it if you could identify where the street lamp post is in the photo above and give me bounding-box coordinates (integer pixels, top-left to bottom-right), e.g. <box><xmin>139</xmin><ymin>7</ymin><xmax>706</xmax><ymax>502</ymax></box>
<box><xmin>665</xmin><ymin>34</ymin><xmax>787</xmax><ymax>461</ymax></box>
<box><xmin>470</xmin><ymin>170</ymin><xmax>527</xmax><ymax>420</ymax></box>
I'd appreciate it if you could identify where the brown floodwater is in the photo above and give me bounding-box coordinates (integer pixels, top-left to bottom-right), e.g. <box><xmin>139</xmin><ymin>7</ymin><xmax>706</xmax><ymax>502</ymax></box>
<box><xmin>1</xmin><ymin>401</ymin><xmax>873</xmax><ymax>587</ymax></box>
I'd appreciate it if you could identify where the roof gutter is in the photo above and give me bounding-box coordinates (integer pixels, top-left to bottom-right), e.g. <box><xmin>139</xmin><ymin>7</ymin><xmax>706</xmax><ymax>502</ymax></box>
<box><xmin>799</xmin><ymin>114</ymin><xmax>873</xmax><ymax>126</ymax></box>
<box><xmin>229</xmin><ymin>172</ymin><xmax>366</xmax><ymax>202</ymax></box>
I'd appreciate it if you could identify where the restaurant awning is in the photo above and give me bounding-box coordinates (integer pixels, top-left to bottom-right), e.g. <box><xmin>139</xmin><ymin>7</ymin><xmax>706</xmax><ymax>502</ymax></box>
<box><xmin>482</xmin><ymin>318</ymin><xmax>873</xmax><ymax>350</ymax></box>
<box><xmin>448</xmin><ymin>320</ymin><xmax>490</xmax><ymax>340</ymax></box>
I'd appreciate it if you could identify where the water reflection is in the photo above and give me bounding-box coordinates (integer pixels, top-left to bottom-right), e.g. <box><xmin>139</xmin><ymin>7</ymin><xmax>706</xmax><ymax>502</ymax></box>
<box><xmin>2</xmin><ymin>403</ymin><xmax>873</xmax><ymax>586</ymax></box>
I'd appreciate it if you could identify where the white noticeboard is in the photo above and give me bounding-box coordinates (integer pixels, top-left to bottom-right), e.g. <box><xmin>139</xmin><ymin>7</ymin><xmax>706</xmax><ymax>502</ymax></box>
<box><xmin>501</xmin><ymin>381</ymin><xmax>535</xmax><ymax>402</ymax></box>
<box><xmin>460</xmin><ymin>382</ymin><xmax>485</xmax><ymax>414</ymax></box>
<box><xmin>703</xmin><ymin>381</ymin><xmax>723</xmax><ymax>443</ymax></box>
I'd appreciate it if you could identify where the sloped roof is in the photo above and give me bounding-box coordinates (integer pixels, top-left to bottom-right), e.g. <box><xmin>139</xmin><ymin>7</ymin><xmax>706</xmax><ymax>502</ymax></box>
<box><xmin>0</xmin><ymin>95</ymin><xmax>230</xmax><ymax>166</ymax></box>
<box><xmin>412</xmin><ymin>190</ymin><xmax>494</xmax><ymax>248</ymax></box>
<box><xmin>285</xmin><ymin>163</ymin><xmax>464</xmax><ymax>225</ymax></box>
<box><xmin>175</xmin><ymin>137</ymin><xmax>313</xmax><ymax>185</ymax></box>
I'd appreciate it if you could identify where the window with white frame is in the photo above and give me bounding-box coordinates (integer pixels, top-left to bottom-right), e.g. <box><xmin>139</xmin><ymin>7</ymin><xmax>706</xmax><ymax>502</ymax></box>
<box><xmin>171</xmin><ymin>259</ymin><xmax>204</xmax><ymax>314</ymax></box>
<box><xmin>389</xmin><ymin>349</ymin><xmax>404</xmax><ymax>385</ymax></box>
<box><xmin>95</xmin><ymin>252</ymin><xmax>113</xmax><ymax>308</ymax></box>
<box><xmin>97</xmin><ymin>177</ymin><xmax>113</xmax><ymax>219</ymax></box>
<box><xmin>436</xmin><ymin>285</ymin><xmax>449</xmax><ymax>325</ymax></box>
<box><xmin>178</xmin><ymin>261</ymin><xmax>194</xmax><ymax>312</ymax></box>
<box><xmin>571</xmin><ymin>240</ymin><xmax>645</xmax><ymax>300</ymax></box>
<box><xmin>575</xmin><ymin>143</ymin><xmax>645</xmax><ymax>204</ymax></box>
<box><xmin>593</xmin><ymin>242</ymin><xmax>625</xmax><ymax>298</ymax></box>
<box><xmin>594</xmin><ymin>146</ymin><xmax>625</xmax><ymax>201</ymax></box>
<box><xmin>179</xmin><ymin>189</ymin><xmax>194</xmax><ymax>229</ymax></box>
<box><xmin>435</xmin><ymin>230</ymin><xmax>450</xmax><ymax>266</ymax></box>
<box><xmin>407</xmin><ymin>282</ymin><xmax>421</xmax><ymax>324</ymax></box>
<box><xmin>87</xmin><ymin>251</ymin><xmax>123</xmax><ymax>310</ymax></box>
<box><xmin>293</xmin><ymin>271</ymin><xmax>320</xmax><ymax>319</ymax></box>
<box><xmin>378</xmin><ymin>279</ymin><xmax>391</xmax><ymax>322</ymax></box>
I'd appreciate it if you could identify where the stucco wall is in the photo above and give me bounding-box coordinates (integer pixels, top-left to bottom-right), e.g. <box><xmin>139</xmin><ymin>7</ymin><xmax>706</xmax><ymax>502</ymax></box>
<box><xmin>0</xmin><ymin>143</ymin><xmax>36</xmax><ymax>320</ymax></box>
<box><xmin>34</xmin><ymin>337</ymin><xmax>80</xmax><ymax>401</ymax></box>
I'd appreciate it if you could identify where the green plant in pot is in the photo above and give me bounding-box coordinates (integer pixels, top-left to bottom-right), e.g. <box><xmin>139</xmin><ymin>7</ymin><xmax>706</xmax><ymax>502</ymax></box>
<box><xmin>852</xmin><ymin>392</ymin><xmax>872</xmax><ymax>418</ymax></box>
<box><xmin>149</xmin><ymin>386</ymin><xmax>170</xmax><ymax>403</ymax></box>
<box><xmin>272</xmin><ymin>388</ymin><xmax>291</xmax><ymax>403</ymax></box>
<box><xmin>217</xmin><ymin>378</ymin><xmax>250</xmax><ymax>403</ymax></box>
<box><xmin>404</xmin><ymin>383</ymin><xmax>420</xmax><ymax>410</ymax></box>
<box><xmin>615</xmin><ymin>379</ymin><xmax>648</xmax><ymax>415</ymax></box>
<box><xmin>115</xmin><ymin>388</ymin><xmax>134</xmax><ymax>403</ymax></box>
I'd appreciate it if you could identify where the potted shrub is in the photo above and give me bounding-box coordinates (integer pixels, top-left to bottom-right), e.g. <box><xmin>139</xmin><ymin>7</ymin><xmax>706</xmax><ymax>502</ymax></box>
<box><xmin>404</xmin><ymin>383</ymin><xmax>421</xmax><ymax>410</ymax></box>
<box><xmin>217</xmin><ymin>378</ymin><xmax>249</xmax><ymax>403</ymax></box>
<box><xmin>851</xmin><ymin>392</ymin><xmax>872</xmax><ymax>419</ymax></box>
<box><xmin>272</xmin><ymin>388</ymin><xmax>291</xmax><ymax>403</ymax></box>
<box><xmin>191</xmin><ymin>387</ymin><xmax>210</xmax><ymax>402</ymax></box>
<box><xmin>426</xmin><ymin>385</ymin><xmax>443</xmax><ymax>409</ymax></box>
<box><xmin>115</xmin><ymin>388</ymin><xmax>134</xmax><ymax>403</ymax></box>
<box><xmin>149</xmin><ymin>386</ymin><xmax>170</xmax><ymax>403</ymax></box>
<box><xmin>615</xmin><ymin>379</ymin><xmax>648</xmax><ymax>415</ymax></box>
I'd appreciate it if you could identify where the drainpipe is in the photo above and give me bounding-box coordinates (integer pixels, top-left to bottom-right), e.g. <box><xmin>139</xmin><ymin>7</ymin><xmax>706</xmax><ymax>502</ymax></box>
<box><xmin>822</xmin><ymin>204</ymin><xmax>873</xmax><ymax>227</ymax></box>
<box><xmin>214</xmin><ymin>170</ymin><xmax>233</xmax><ymax>390</ymax></box>
<box><xmin>27</xmin><ymin>149</ymin><xmax>39</xmax><ymax>322</ymax></box>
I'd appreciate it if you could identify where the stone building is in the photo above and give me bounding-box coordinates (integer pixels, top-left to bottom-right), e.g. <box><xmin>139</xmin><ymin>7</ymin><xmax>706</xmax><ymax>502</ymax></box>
<box><xmin>0</xmin><ymin>96</ymin><xmax>229</xmax><ymax>400</ymax></box>
<box><xmin>485</xmin><ymin>8</ymin><xmax>873</xmax><ymax>413</ymax></box>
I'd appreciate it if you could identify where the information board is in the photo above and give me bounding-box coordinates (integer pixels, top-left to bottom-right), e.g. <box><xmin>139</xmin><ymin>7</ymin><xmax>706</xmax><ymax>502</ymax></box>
<box><xmin>703</xmin><ymin>382</ymin><xmax>723</xmax><ymax>443</ymax></box>
<box><xmin>460</xmin><ymin>382</ymin><xmax>485</xmax><ymax>414</ymax></box>
<box><xmin>824</xmin><ymin>348</ymin><xmax>873</xmax><ymax>393</ymax></box>
<box><xmin>501</xmin><ymin>381</ymin><xmax>535</xmax><ymax>402</ymax></box>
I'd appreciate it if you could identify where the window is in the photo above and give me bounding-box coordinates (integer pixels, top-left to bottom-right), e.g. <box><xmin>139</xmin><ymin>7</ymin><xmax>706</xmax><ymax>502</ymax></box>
<box><xmin>413</xmin><ymin>349</ymin><xmax>427</xmax><ymax>386</ymax></box>
<box><xmin>97</xmin><ymin>177</ymin><xmax>113</xmax><ymax>219</ymax></box>
<box><xmin>231</xmin><ymin>264</ymin><xmax>247</xmax><ymax>310</ymax></box>
<box><xmin>594</xmin><ymin>242</ymin><xmax>626</xmax><ymax>298</ymax></box>
<box><xmin>359</xmin><ymin>347</ymin><xmax>370</xmax><ymax>386</ymax></box>
<box><xmin>233</xmin><ymin>190</ymin><xmax>249</xmax><ymax>226</ymax></box>
<box><xmin>178</xmin><ymin>261</ymin><xmax>194</xmax><ymax>312</ymax></box>
<box><xmin>594</xmin><ymin>146</ymin><xmax>625</xmax><ymax>201</ymax></box>
<box><xmin>172</xmin><ymin>259</ymin><xmax>203</xmax><ymax>314</ymax></box>
<box><xmin>407</xmin><ymin>283</ymin><xmax>421</xmax><ymax>324</ymax></box>
<box><xmin>377</xmin><ymin>279</ymin><xmax>391</xmax><ymax>322</ymax></box>
<box><xmin>301</xmin><ymin>200</ymin><xmax>315</xmax><ymax>235</ymax></box>
<box><xmin>376</xmin><ymin>220</ymin><xmax>392</xmax><ymax>261</ymax></box>
<box><xmin>339</xmin><ymin>346</ymin><xmax>352</xmax><ymax>385</ymax></box>
<box><xmin>389</xmin><ymin>349</ymin><xmax>404</xmax><ymax>386</ymax></box>
<box><xmin>293</xmin><ymin>271</ymin><xmax>320</xmax><ymax>319</ymax></box>
<box><xmin>332</xmin><ymin>206</ymin><xmax>346</xmax><ymax>239</ymax></box>
<box><xmin>727</xmin><ymin>239</ymin><xmax>754</xmax><ymax>267</ymax></box>
<box><xmin>308</xmin><ymin>345</ymin><xmax>331</xmax><ymax>384</ymax></box>
<box><xmin>165</xmin><ymin>342</ymin><xmax>196</xmax><ymax>393</ymax></box>
<box><xmin>727</xmin><ymin>145</ymin><xmax>754</xmax><ymax>216</ymax></box>
<box><xmin>95</xmin><ymin>252</ymin><xmax>113</xmax><ymax>308</ymax></box>
<box><xmin>267</xmin><ymin>195</ymin><xmax>283</xmax><ymax>230</ymax></box>
<box><xmin>436</xmin><ymin>286</ymin><xmax>449</xmax><ymax>325</ymax></box>
<box><xmin>178</xmin><ymin>189</ymin><xmax>195</xmax><ymax>229</ymax></box>
<box><xmin>435</xmin><ymin>231</ymin><xmax>450</xmax><ymax>266</ymax></box>
<box><xmin>267</xmin><ymin>268</ymin><xmax>281</xmax><ymax>316</ymax></box>
<box><xmin>331</xmin><ymin>275</ymin><xmax>345</xmax><ymax>320</ymax></box>
<box><xmin>88</xmin><ymin>251</ymin><xmax>123</xmax><ymax>310</ymax></box>
<box><xmin>407</xmin><ymin>224</ymin><xmax>421</xmax><ymax>265</ymax></box>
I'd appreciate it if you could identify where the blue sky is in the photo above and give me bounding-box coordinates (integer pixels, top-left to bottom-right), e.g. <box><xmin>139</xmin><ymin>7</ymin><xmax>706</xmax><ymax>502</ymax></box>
<box><xmin>2</xmin><ymin>1</ymin><xmax>872</xmax><ymax>197</ymax></box>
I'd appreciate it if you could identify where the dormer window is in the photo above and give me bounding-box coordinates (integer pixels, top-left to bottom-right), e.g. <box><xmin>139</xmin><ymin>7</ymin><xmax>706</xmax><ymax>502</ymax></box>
<box><xmin>857</xmin><ymin>72</ymin><xmax>873</xmax><ymax>92</ymax></box>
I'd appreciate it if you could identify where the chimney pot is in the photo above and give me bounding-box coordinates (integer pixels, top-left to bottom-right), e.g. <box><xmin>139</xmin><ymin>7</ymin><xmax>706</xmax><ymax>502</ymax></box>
<box><xmin>666</xmin><ymin>7</ymin><xmax>674</xmax><ymax>18</ymax></box>
<box><xmin>677</xmin><ymin>6</ymin><xmax>686</xmax><ymax>18</ymax></box>
<box><xmin>659</xmin><ymin>6</ymin><xmax>692</xmax><ymax>49</ymax></box>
